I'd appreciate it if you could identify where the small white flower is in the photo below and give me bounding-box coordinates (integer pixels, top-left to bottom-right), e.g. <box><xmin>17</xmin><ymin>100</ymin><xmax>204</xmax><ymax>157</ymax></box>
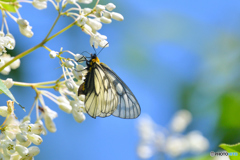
<box><xmin>32</xmin><ymin>0</ymin><xmax>47</xmax><ymax>10</ymax></box>
<box><xmin>49</xmin><ymin>51</ymin><xmax>57</xmax><ymax>58</ymax></box>
<box><xmin>70</xmin><ymin>100</ymin><xmax>85</xmax><ymax>123</ymax></box>
<box><xmin>111</xmin><ymin>12</ymin><xmax>124</xmax><ymax>21</ymax></box>
<box><xmin>77</xmin><ymin>0</ymin><xmax>92</xmax><ymax>4</ymax></box>
<box><xmin>4</xmin><ymin>33</ymin><xmax>15</xmax><ymax>50</ymax></box>
<box><xmin>90</xmin><ymin>32</ymin><xmax>108</xmax><ymax>49</ymax></box>
<box><xmin>77</xmin><ymin>15</ymin><xmax>88</xmax><ymax>26</ymax></box>
<box><xmin>105</xmin><ymin>3</ymin><xmax>116</xmax><ymax>11</ymax></box>
<box><xmin>26</xmin><ymin>133</ymin><xmax>43</xmax><ymax>145</ymax></box>
<box><xmin>17</xmin><ymin>19</ymin><xmax>34</xmax><ymax>38</ymax></box>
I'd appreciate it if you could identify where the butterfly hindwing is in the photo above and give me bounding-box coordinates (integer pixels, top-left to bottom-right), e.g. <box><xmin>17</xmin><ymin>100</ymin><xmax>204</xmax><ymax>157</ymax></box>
<box><xmin>100</xmin><ymin>63</ymin><xmax>141</xmax><ymax>119</ymax></box>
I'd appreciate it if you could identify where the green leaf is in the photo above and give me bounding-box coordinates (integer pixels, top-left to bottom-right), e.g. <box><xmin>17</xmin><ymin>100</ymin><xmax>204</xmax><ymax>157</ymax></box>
<box><xmin>220</xmin><ymin>143</ymin><xmax>240</xmax><ymax>160</ymax></box>
<box><xmin>0</xmin><ymin>79</ymin><xmax>25</xmax><ymax>111</ymax></box>
<box><xmin>0</xmin><ymin>0</ymin><xmax>19</xmax><ymax>13</ymax></box>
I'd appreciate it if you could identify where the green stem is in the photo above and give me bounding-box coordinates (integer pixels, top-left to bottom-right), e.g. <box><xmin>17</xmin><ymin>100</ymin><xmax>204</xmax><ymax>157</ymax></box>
<box><xmin>0</xmin><ymin>42</ymin><xmax>44</xmax><ymax>72</ymax></box>
<box><xmin>44</xmin><ymin>21</ymin><xmax>76</xmax><ymax>43</ymax></box>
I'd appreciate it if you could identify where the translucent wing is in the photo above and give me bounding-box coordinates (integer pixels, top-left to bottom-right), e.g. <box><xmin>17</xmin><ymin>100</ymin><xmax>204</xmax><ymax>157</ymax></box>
<box><xmin>79</xmin><ymin>63</ymin><xmax>118</xmax><ymax>118</ymax></box>
<box><xmin>100</xmin><ymin>63</ymin><xmax>141</xmax><ymax>119</ymax></box>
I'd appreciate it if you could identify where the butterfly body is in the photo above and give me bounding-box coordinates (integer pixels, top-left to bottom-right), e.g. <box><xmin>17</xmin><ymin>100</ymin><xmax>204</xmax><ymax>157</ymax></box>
<box><xmin>78</xmin><ymin>54</ymin><xmax>141</xmax><ymax>119</ymax></box>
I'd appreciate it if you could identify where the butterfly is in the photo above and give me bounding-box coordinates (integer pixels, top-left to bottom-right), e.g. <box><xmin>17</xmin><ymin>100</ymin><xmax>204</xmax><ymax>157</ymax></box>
<box><xmin>78</xmin><ymin>53</ymin><xmax>141</xmax><ymax>119</ymax></box>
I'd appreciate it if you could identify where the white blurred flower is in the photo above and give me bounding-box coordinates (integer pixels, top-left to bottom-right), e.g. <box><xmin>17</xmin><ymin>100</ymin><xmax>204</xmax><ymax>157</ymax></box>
<box><xmin>138</xmin><ymin>115</ymin><xmax>155</xmax><ymax>141</ymax></box>
<box><xmin>186</xmin><ymin>131</ymin><xmax>209</xmax><ymax>153</ymax></box>
<box><xmin>137</xmin><ymin>144</ymin><xmax>153</xmax><ymax>159</ymax></box>
<box><xmin>170</xmin><ymin>109</ymin><xmax>192</xmax><ymax>132</ymax></box>
<box><xmin>137</xmin><ymin>111</ymin><xmax>209</xmax><ymax>159</ymax></box>
<box><xmin>0</xmin><ymin>53</ymin><xmax>21</xmax><ymax>75</ymax></box>
<box><xmin>17</xmin><ymin>19</ymin><xmax>34</xmax><ymax>38</ymax></box>
<box><xmin>165</xmin><ymin>136</ymin><xmax>189</xmax><ymax>157</ymax></box>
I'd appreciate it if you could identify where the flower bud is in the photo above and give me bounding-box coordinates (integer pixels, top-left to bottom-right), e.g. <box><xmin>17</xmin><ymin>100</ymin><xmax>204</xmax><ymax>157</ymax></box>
<box><xmin>32</xmin><ymin>0</ymin><xmax>47</xmax><ymax>10</ymax></box>
<box><xmin>73</xmin><ymin>70</ymin><xmax>83</xmax><ymax>80</ymax></box>
<box><xmin>78</xmin><ymin>0</ymin><xmax>92</xmax><ymax>4</ymax></box>
<box><xmin>49</xmin><ymin>51</ymin><xmax>57</xmax><ymax>58</ymax></box>
<box><xmin>44</xmin><ymin>115</ymin><xmax>57</xmax><ymax>133</ymax></box>
<box><xmin>59</xmin><ymin>102</ymin><xmax>72</xmax><ymax>113</ymax></box>
<box><xmin>106</xmin><ymin>3</ymin><xmax>116</xmax><ymax>11</ymax></box>
<box><xmin>15</xmin><ymin>144</ymin><xmax>29</xmax><ymax>158</ymax></box>
<box><xmin>28</xmin><ymin>146</ymin><xmax>40</xmax><ymax>157</ymax></box>
<box><xmin>72</xmin><ymin>110</ymin><xmax>86</xmax><ymax>123</ymax></box>
<box><xmin>65</xmin><ymin>80</ymin><xmax>74</xmax><ymax>91</ymax></box>
<box><xmin>64</xmin><ymin>60</ymin><xmax>74</xmax><ymax>68</ymax></box>
<box><xmin>96</xmin><ymin>5</ymin><xmax>105</xmax><ymax>12</ymax></box>
<box><xmin>16</xmin><ymin>133</ymin><xmax>28</xmax><ymax>143</ymax></box>
<box><xmin>100</xmin><ymin>17</ymin><xmax>112</xmax><ymax>24</ymax></box>
<box><xmin>0</xmin><ymin>106</ymin><xmax>8</xmax><ymax>117</ymax></box>
<box><xmin>27</xmin><ymin>133</ymin><xmax>43</xmax><ymax>145</ymax></box>
<box><xmin>81</xmin><ymin>24</ymin><xmax>92</xmax><ymax>35</ymax></box>
<box><xmin>9</xmin><ymin>58</ymin><xmax>20</xmax><ymax>69</ymax></box>
<box><xmin>103</xmin><ymin>11</ymin><xmax>112</xmax><ymax>19</ymax></box>
<box><xmin>1</xmin><ymin>66</ymin><xmax>11</xmax><ymax>75</ymax></box>
<box><xmin>83</xmin><ymin>8</ymin><xmax>92</xmax><ymax>14</ymax></box>
<box><xmin>111</xmin><ymin>12</ymin><xmax>124</xmax><ymax>21</ymax></box>
<box><xmin>87</xmin><ymin>19</ymin><xmax>102</xmax><ymax>30</ymax></box>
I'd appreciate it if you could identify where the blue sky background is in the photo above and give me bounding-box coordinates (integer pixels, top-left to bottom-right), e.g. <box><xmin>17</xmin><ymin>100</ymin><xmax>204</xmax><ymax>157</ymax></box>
<box><xmin>1</xmin><ymin>0</ymin><xmax>240</xmax><ymax>160</ymax></box>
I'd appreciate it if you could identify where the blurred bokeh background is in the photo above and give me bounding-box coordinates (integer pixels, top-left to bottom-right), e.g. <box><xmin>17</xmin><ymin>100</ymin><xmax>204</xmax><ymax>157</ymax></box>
<box><xmin>1</xmin><ymin>0</ymin><xmax>240</xmax><ymax>159</ymax></box>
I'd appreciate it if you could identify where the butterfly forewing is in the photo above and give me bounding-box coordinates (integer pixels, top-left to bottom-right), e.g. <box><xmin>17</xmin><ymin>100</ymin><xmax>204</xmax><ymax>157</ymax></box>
<box><xmin>82</xmin><ymin>63</ymin><xmax>118</xmax><ymax>118</ymax></box>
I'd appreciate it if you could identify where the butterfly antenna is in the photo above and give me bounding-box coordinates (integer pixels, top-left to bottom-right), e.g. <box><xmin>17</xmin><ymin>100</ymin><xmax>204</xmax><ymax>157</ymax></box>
<box><xmin>92</xmin><ymin>45</ymin><xmax>97</xmax><ymax>55</ymax></box>
<box><xmin>97</xmin><ymin>43</ymin><xmax>109</xmax><ymax>56</ymax></box>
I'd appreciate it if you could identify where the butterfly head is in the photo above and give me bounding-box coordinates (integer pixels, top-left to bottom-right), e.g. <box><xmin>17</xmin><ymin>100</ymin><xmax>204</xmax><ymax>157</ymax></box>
<box><xmin>89</xmin><ymin>53</ymin><xmax>100</xmax><ymax>65</ymax></box>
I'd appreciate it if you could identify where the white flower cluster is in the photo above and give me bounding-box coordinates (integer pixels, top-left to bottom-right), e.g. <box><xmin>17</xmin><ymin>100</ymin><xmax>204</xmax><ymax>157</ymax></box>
<box><xmin>0</xmin><ymin>101</ymin><xmax>41</xmax><ymax>160</ymax></box>
<box><xmin>66</xmin><ymin>1</ymin><xmax>124</xmax><ymax>48</ymax></box>
<box><xmin>38</xmin><ymin>51</ymin><xmax>86</xmax><ymax>124</ymax></box>
<box><xmin>137</xmin><ymin>110</ymin><xmax>209</xmax><ymax>159</ymax></box>
<box><xmin>0</xmin><ymin>54</ymin><xmax>20</xmax><ymax>75</ymax></box>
